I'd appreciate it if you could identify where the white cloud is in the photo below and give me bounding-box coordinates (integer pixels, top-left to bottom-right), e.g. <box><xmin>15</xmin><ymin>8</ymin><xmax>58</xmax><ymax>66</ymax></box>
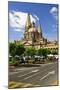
<box><xmin>50</xmin><ymin>7</ymin><xmax>58</xmax><ymax>20</ymax></box>
<box><xmin>33</xmin><ymin>14</ymin><xmax>39</xmax><ymax>21</ymax></box>
<box><xmin>11</xmin><ymin>27</ymin><xmax>24</xmax><ymax>32</ymax></box>
<box><xmin>50</xmin><ymin>7</ymin><xmax>57</xmax><ymax>13</ymax></box>
<box><xmin>14</xmin><ymin>28</ymin><xmax>23</xmax><ymax>32</ymax></box>
<box><xmin>50</xmin><ymin>7</ymin><xmax>58</xmax><ymax>32</ymax></box>
<box><xmin>9</xmin><ymin>11</ymin><xmax>27</xmax><ymax>29</ymax></box>
<box><xmin>9</xmin><ymin>11</ymin><xmax>39</xmax><ymax>32</ymax></box>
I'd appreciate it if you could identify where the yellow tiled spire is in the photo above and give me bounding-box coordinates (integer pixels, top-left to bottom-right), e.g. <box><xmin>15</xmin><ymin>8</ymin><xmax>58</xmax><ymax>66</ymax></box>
<box><xmin>25</xmin><ymin>13</ymin><xmax>31</xmax><ymax>30</ymax></box>
<box><xmin>38</xmin><ymin>25</ymin><xmax>42</xmax><ymax>33</ymax></box>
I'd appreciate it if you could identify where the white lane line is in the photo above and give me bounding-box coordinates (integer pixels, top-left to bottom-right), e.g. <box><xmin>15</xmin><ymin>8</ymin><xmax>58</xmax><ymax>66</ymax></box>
<box><xmin>19</xmin><ymin>64</ymin><xmax>56</xmax><ymax>79</ymax></box>
<box><xmin>48</xmin><ymin>71</ymin><xmax>55</xmax><ymax>74</ymax></box>
<box><xmin>23</xmin><ymin>66</ymin><xmax>56</xmax><ymax>80</ymax></box>
<box><xmin>10</xmin><ymin>67</ymin><xmax>39</xmax><ymax>75</ymax></box>
<box><xmin>40</xmin><ymin>73</ymin><xmax>50</xmax><ymax>80</ymax></box>
<box><xmin>16</xmin><ymin>67</ymin><xmax>38</xmax><ymax>71</ymax></box>
<box><xmin>32</xmin><ymin>70</ymin><xmax>39</xmax><ymax>72</ymax></box>
<box><xmin>40</xmin><ymin>70</ymin><xmax>55</xmax><ymax>80</ymax></box>
<box><xmin>18</xmin><ymin>65</ymin><xmax>56</xmax><ymax>80</ymax></box>
<box><xmin>18</xmin><ymin>69</ymin><xmax>39</xmax><ymax>78</ymax></box>
<box><xmin>24</xmin><ymin>71</ymin><xmax>39</xmax><ymax>80</ymax></box>
<box><xmin>16</xmin><ymin>67</ymin><xmax>37</xmax><ymax>71</ymax></box>
<box><xmin>10</xmin><ymin>70</ymin><xmax>26</xmax><ymax>75</ymax></box>
<box><xmin>9</xmin><ymin>72</ymin><xmax>19</xmax><ymax>75</ymax></box>
<box><xmin>18</xmin><ymin>71</ymin><xmax>33</xmax><ymax>78</ymax></box>
<box><xmin>9</xmin><ymin>67</ymin><xmax>37</xmax><ymax>75</ymax></box>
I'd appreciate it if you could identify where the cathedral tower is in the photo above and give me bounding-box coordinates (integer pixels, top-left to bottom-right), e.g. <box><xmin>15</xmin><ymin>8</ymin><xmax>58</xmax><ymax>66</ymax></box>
<box><xmin>24</xmin><ymin>13</ymin><xmax>32</xmax><ymax>40</ymax></box>
<box><xmin>25</xmin><ymin>13</ymin><xmax>31</xmax><ymax>31</ymax></box>
<box><xmin>38</xmin><ymin>25</ymin><xmax>42</xmax><ymax>38</ymax></box>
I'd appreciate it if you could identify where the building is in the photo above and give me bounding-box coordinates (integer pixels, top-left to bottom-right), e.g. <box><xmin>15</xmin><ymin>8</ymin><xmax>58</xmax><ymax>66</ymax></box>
<box><xmin>16</xmin><ymin>13</ymin><xmax>58</xmax><ymax>52</ymax></box>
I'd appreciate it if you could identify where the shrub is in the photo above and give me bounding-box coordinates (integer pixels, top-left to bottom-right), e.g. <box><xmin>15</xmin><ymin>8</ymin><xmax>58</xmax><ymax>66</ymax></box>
<box><xmin>9</xmin><ymin>58</ymin><xmax>19</xmax><ymax>66</ymax></box>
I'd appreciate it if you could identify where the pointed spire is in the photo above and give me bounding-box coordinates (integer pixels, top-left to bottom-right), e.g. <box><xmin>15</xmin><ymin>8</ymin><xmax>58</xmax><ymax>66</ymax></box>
<box><xmin>38</xmin><ymin>25</ymin><xmax>42</xmax><ymax>33</ymax></box>
<box><xmin>25</xmin><ymin>13</ymin><xmax>31</xmax><ymax>30</ymax></box>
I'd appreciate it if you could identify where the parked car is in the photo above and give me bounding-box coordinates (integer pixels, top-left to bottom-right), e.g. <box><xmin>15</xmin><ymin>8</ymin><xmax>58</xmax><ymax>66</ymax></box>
<box><xmin>34</xmin><ymin>55</ymin><xmax>44</xmax><ymax>61</ymax></box>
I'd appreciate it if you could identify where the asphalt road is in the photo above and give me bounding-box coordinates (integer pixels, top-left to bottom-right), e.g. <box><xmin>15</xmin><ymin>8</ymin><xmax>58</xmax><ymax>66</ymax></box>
<box><xmin>9</xmin><ymin>61</ymin><xmax>58</xmax><ymax>87</ymax></box>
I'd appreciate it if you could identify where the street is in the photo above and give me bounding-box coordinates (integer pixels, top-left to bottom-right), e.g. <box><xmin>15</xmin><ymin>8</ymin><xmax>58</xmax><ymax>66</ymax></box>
<box><xmin>9</xmin><ymin>61</ymin><xmax>58</xmax><ymax>87</ymax></box>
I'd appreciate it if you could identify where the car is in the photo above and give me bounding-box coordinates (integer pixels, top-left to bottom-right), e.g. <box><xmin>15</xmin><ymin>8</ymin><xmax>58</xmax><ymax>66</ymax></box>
<box><xmin>34</xmin><ymin>55</ymin><xmax>44</xmax><ymax>61</ymax></box>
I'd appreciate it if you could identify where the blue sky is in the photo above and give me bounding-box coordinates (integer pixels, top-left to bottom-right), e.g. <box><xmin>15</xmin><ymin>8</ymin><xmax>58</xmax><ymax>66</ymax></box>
<box><xmin>8</xmin><ymin>2</ymin><xmax>58</xmax><ymax>42</ymax></box>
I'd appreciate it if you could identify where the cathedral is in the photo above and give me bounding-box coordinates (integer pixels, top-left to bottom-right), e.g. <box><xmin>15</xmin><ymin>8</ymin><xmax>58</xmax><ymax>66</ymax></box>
<box><xmin>16</xmin><ymin>13</ymin><xmax>58</xmax><ymax>52</ymax></box>
<box><xmin>22</xmin><ymin>13</ymin><xmax>47</xmax><ymax>49</ymax></box>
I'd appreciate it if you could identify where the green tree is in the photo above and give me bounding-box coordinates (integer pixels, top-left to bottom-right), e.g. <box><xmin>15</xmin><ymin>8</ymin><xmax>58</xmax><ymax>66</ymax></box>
<box><xmin>25</xmin><ymin>47</ymin><xmax>36</xmax><ymax>57</ymax></box>
<box><xmin>15</xmin><ymin>44</ymin><xmax>25</xmax><ymax>56</ymax></box>
<box><xmin>9</xmin><ymin>42</ymin><xmax>16</xmax><ymax>57</ymax></box>
<box><xmin>46</xmin><ymin>49</ymin><xmax>51</xmax><ymax>54</ymax></box>
<box><xmin>9</xmin><ymin>42</ymin><xmax>25</xmax><ymax>66</ymax></box>
<box><xmin>9</xmin><ymin>42</ymin><xmax>25</xmax><ymax>56</ymax></box>
<box><xmin>37</xmin><ymin>48</ymin><xmax>51</xmax><ymax>58</ymax></box>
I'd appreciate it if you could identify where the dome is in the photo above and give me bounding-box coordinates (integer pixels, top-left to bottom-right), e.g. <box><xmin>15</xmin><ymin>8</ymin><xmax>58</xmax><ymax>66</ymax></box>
<box><xmin>28</xmin><ymin>27</ymin><xmax>37</xmax><ymax>32</ymax></box>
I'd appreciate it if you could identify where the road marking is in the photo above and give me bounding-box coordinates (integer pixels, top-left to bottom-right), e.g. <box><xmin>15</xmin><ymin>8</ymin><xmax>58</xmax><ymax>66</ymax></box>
<box><xmin>49</xmin><ymin>71</ymin><xmax>55</xmax><ymax>74</ymax></box>
<box><xmin>16</xmin><ymin>67</ymin><xmax>37</xmax><ymax>71</ymax></box>
<box><xmin>10</xmin><ymin>63</ymin><xmax>57</xmax><ymax>83</ymax></box>
<box><xmin>9</xmin><ymin>71</ymin><xmax>19</xmax><ymax>75</ymax></box>
<box><xmin>31</xmin><ymin>69</ymin><xmax>39</xmax><ymax>72</ymax></box>
<box><xmin>24</xmin><ymin>71</ymin><xmax>40</xmax><ymax>80</ymax></box>
<box><xmin>10</xmin><ymin>67</ymin><xmax>39</xmax><ymax>75</ymax></box>
<box><xmin>18</xmin><ymin>69</ymin><xmax>39</xmax><ymax>78</ymax></box>
<box><xmin>23</xmin><ymin>66</ymin><xmax>56</xmax><ymax>80</ymax></box>
<box><xmin>18</xmin><ymin>65</ymin><xmax>56</xmax><ymax>79</ymax></box>
<box><xmin>40</xmin><ymin>73</ymin><xmax>50</xmax><ymax>80</ymax></box>
<box><xmin>18</xmin><ymin>71</ymin><xmax>33</xmax><ymax>78</ymax></box>
<box><xmin>9</xmin><ymin>70</ymin><xmax>27</xmax><ymax>75</ymax></box>
<box><xmin>40</xmin><ymin>70</ymin><xmax>55</xmax><ymax>80</ymax></box>
<box><xmin>10</xmin><ymin>62</ymin><xmax>56</xmax><ymax>76</ymax></box>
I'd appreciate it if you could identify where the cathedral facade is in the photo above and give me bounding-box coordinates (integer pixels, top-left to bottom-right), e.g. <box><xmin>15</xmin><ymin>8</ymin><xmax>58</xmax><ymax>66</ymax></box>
<box><xmin>16</xmin><ymin>14</ymin><xmax>58</xmax><ymax>52</ymax></box>
<box><xmin>23</xmin><ymin>14</ymin><xmax>47</xmax><ymax>49</ymax></box>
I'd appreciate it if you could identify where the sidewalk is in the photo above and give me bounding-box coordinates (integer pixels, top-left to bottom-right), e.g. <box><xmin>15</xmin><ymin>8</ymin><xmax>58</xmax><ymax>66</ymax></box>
<box><xmin>9</xmin><ymin>81</ymin><xmax>40</xmax><ymax>88</ymax></box>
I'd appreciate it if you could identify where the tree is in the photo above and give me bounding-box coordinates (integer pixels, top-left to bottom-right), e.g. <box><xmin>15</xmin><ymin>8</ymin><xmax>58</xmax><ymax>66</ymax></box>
<box><xmin>9</xmin><ymin>42</ymin><xmax>25</xmax><ymax>56</ymax></box>
<box><xmin>9</xmin><ymin>42</ymin><xmax>16</xmax><ymax>57</ymax></box>
<box><xmin>37</xmin><ymin>48</ymin><xmax>51</xmax><ymax>58</ymax></box>
<box><xmin>9</xmin><ymin>42</ymin><xmax>25</xmax><ymax>65</ymax></box>
<box><xmin>25</xmin><ymin>47</ymin><xmax>36</xmax><ymax>57</ymax></box>
<box><xmin>15</xmin><ymin>44</ymin><xmax>25</xmax><ymax>56</ymax></box>
<box><xmin>46</xmin><ymin>49</ymin><xmax>51</xmax><ymax>54</ymax></box>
